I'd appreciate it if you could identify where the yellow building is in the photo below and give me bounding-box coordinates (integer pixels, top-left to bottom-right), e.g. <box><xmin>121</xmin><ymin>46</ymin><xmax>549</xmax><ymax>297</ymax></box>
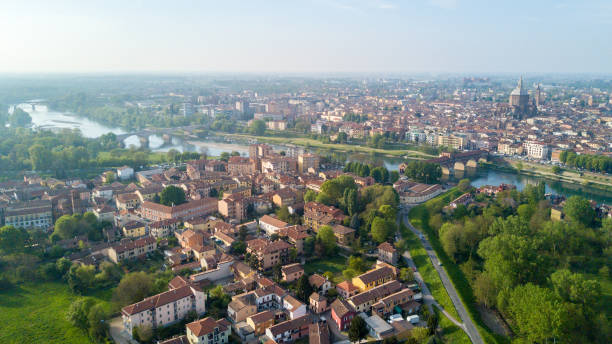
<box><xmin>122</xmin><ymin>221</ymin><xmax>147</xmax><ymax>238</ymax></box>
<box><xmin>352</xmin><ymin>266</ymin><xmax>395</xmax><ymax>292</ymax></box>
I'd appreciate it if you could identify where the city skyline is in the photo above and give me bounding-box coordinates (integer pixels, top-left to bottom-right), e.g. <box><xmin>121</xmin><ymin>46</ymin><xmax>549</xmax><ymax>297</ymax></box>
<box><xmin>1</xmin><ymin>0</ymin><xmax>612</xmax><ymax>74</ymax></box>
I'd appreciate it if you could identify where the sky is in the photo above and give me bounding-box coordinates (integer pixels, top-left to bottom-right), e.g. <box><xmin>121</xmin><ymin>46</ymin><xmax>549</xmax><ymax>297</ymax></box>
<box><xmin>0</xmin><ymin>0</ymin><xmax>611</xmax><ymax>74</ymax></box>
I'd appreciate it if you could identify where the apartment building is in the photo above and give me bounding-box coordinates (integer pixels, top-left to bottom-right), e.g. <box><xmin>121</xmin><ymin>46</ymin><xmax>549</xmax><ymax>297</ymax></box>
<box><xmin>4</xmin><ymin>200</ymin><xmax>53</xmax><ymax>229</ymax></box>
<box><xmin>185</xmin><ymin>317</ymin><xmax>231</xmax><ymax>344</ymax></box>
<box><xmin>523</xmin><ymin>141</ymin><xmax>550</xmax><ymax>160</ymax></box>
<box><xmin>348</xmin><ymin>280</ymin><xmax>402</xmax><ymax>313</ymax></box>
<box><xmin>108</xmin><ymin>236</ymin><xmax>157</xmax><ymax>263</ymax></box>
<box><xmin>140</xmin><ymin>198</ymin><xmax>218</xmax><ymax>221</ymax></box>
<box><xmin>258</xmin><ymin>215</ymin><xmax>288</xmax><ymax>236</ymax></box>
<box><xmin>265</xmin><ymin>315</ymin><xmax>310</xmax><ymax>344</ymax></box>
<box><xmin>227</xmin><ymin>156</ymin><xmax>256</xmax><ymax>175</ymax></box>
<box><xmin>298</xmin><ymin>153</ymin><xmax>320</xmax><ymax>174</ymax></box>
<box><xmin>246</xmin><ymin>238</ymin><xmax>292</xmax><ymax>271</ymax></box>
<box><xmin>303</xmin><ymin>202</ymin><xmax>346</xmax><ymax>232</ymax></box>
<box><xmin>352</xmin><ymin>266</ymin><xmax>396</xmax><ymax>291</ymax></box>
<box><xmin>121</xmin><ymin>284</ymin><xmax>206</xmax><ymax>336</ymax></box>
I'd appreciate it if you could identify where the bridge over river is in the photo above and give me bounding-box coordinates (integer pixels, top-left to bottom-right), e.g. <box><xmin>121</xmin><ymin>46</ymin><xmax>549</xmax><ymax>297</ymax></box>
<box><xmin>115</xmin><ymin>125</ymin><xmax>205</xmax><ymax>147</ymax></box>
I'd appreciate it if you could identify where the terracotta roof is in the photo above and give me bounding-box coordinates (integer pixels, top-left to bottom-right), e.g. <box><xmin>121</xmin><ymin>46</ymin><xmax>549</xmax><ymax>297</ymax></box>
<box><xmin>111</xmin><ymin>236</ymin><xmax>155</xmax><ymax>254</ymax></box>
<box><xmin>333</xmin><ymin>224</ymin><xmax>355</xmax><ymax>235</ymax></box>
<box><xmin>259</xmin><ymin>215</ymin><xmax>289</xmax><ymax>229</ymax></box>
<box><xmin>267</xmin><ymin>315</ymin><xmax>311</xmax><ymax>337</ymax></box>
<box><xmin>349</xmin><ymin>280</ymin><xmax>402</xmax><ymax>306</ymax></box>
<box><xmin>186</xmin><ymin>317</ymin><xmax>228</xmax><ymax>337</ymax></box>
<box><xmin>309</xmin><ymin>274</ymin><xmax>328</xmax><ymax>288</ymax></box>
<box><xmin>122</xmin><ymin>285</ymin><xmax>197</xmax><ymax>315</ymax></box>
<box><xmin>355</xmin><ymin>266</ymin><xmax>394</xmax><ymax>285</ymax></box>
<box><xmin>377</xmin><ymin>242</ymin><xmax>396</xmax><ymax>253</ymax></box>
<box><xmin>281</xmin><ymin>263</ymin><xmax>304</xmax><ymax>275</ymax></box>
<box><xmin>248</xmin><ymin>310</ymin><xmax>274</xmax><ymax>324</ymax></box>
<box><xmin>309</xmin><ymin>322</ymin><xmax>331</xmax><ymax>344</ymax></box>
<box><xmin>330</xmin><ymin>298</ymin><xmax>355</xmax><ymax>318</ymax></box>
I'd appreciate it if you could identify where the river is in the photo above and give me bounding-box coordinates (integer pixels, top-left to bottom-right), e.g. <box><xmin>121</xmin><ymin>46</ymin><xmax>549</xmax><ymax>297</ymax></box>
<box><xmin>18</xmin><ymin>104</ymin><xmax>611</xmax><ymax>204</ymax></box>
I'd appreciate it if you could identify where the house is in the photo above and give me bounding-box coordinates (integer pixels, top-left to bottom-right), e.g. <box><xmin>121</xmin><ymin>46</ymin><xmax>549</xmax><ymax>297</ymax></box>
<box><xmin>122</xmin><ymin>221</ymin><xmax>147</xmax><ymax>238</ymax></box>
<box><xmin>246</xmin><ymin>310</ymin><xmax>275</xmax><ymax>336</ymax></box>
<box><xmin>108</xmin><ymin>236</ymin><xmax>157</xmax><ymax>263</ymax></box>
<box><xmin>246</xmin><ymin>238</ymin><xmax>292</xmax><ymax>271</ymax></box>
<box><xmin>265</xmin><ymin>315</ymin><xmax>310</xmax><ymax>344</ymax></box>
<box><xmin>140</xmin><ymin>198</ymin><xmax>218</xmax><ymax>221</ymax></box>
<box><xmin>227</xmin><ymin>156</ymin><xmax>257</xmax><ymax>175</ymax></box>
<box><xmin>117</xmin><ymin>166</ymin><xmax>134</xmax><ymax>181</ymax></box>
<box><xmin>278</xmin><ymin>225</ymin><xmax>309</xmax><ymax>254</ymax></box>
<box><xmin>272</xmin><ymin>188</ymin><xmax>299</xmax><ymax>208</ymax></box>
<box><xmin>371</xmin><ymin>288</ymin><xmax>416</xmax><ymax>318</ymax></box>
<box><xmin>352</xmin><ymin>266</ymin><xmax>396</xmax><ymax>292</ymax></box>
<box><xmin>336</xmin><ymin>280</ymin><xmax>360</xmax><ymax>299</ymax></box>
<box><xmin>309</xmin><ymin>292</ymin><xmax>327</xmax><ymax>314</ymax></box>
<box><xmin>228</xmin><ymin>292</ymin><xmax>258</xmax><ymax>323</ymax></box>
<box><xmin>309</xmin><ymin>274</ymin><xmax>332</xmax><ymax>294</ymax></box>
<box><xmin>303</xmin><ymin>202</ymin><xmax>346</xmax><ymax>232</ymax></box>
<box><xmin>281</xmin><ymin>263</ymin><xmax>304</xmax><ymax>283</ymax></box>
<box><xmin>135</xmin><ymin>184</ymin><xmax>164</xmax><ymax>202</ymax></box>
<box><xmin>348</xmin><ymin>280</ymin><xmax>402</xmax><ymax>313</ymax></box>
<box><xmin>218</xmin><ymin>195</ymin><xmax>248</xmax><ymax>222</ymax></box>
<box><xmin>121</xmin><ymin>284</ymin><xmax>206</xmax><ymax>336</ymax></box>
<box><xmin>332</xmin><ymin>225</ymin><xmax>355</xmax><ymax>245</ymax></box>
<box><xmin>377</xmin><ymin>242</ymin><xmax>398</xmax><ymax>264</ymax></box>
<box><xmin>330</xmin><ymin>299</ymin><xmax>355</xmax><ymax>331</ymax></box>
<box><xmin>283</xmin><ymin>295</ymin><xmax>307</xmax><ymax>319</ymax></box>
<box><xmin>185</xmin><ymin>317</ymin><xmax>231</xmax><ymax>344</ymax></box>
<box><xmin>149</xmin><ymin>218</ymin><xmax>180</xmax><ymax>238</ymax></box>
<box><xmin>448</xmin><ymin>193</ymin><xmax>473</xmax><ymax>209</ymax></box>
<box><xmin>116</xmin><ymin>192</ymin><xmax>140</xmax><ymax>210</ymax></box>
<box><xmin>259</xmin><ymin>215</ymin><xmax>289</xmax><ymax>236</ymax></box>
<box><xmin>309</xmin><ymin>321</ymin><xmax>330</xmax><ymax>344</ymax></box>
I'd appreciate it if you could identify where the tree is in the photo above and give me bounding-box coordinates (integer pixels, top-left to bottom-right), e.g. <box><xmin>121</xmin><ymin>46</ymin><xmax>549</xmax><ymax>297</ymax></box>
<box><xmin>316</xmin><ymin>226</ymin><xmax>337</xmax><ymax>255</ymax></box>
<box><xmin>0</xmin><ymin>225</ymin><xmax>28</xmax><ymax>254</ymax></box>
<box><xmin>457</xmin><ymin>178</ymin><xmax>471</xmax><ymax>192</ymax></box>
<box><xmin>371</xmin><ymin>217</ymin><xmax>392</xmax><ymax>243</ymax></box>
<box><xmin>348</xmin><ymin>256</ymin><xmax>368</xmax><ymax>273</ymax></box>
<box><xmin>552</xmin><ymin>165</ymin><xmax>562</xmax><ymax>174</ymax></box>
<box><xmin>505</xmin><ymin>284</ymin><xmax>563</xmax><ymax>343</ymax></box>
<box><xmin>67</xmin><ymin>264</ymin><xmax>96</xmax><ymax>293</ymax></box>
<box><xmin>295</xmin><ymin>274</ymin><xmax>313</xmax><ymax>302</ymax></box>
<box><xmin>399</xmin><ymin>268</ymin><xmax>414</xmax><ymax>282</ymax></box>
<box><xmin>133</xmin><ymin>325</ymin><xmax>153</xmax><ymax>343</ymax></box>
<box><xmin>304</xmin><ymin>190</ymin><xmax>317</xmax><ymax>202</ymax></box>
<box><xmin>303</xmin><ymin>237</ymin><xmax>315</xmax><ymax>254</ymax></box>
<box><xmin>87</xmin><ymin>303</ymin><xmax>109</xmax><ymax>341</ymax></box>
<box><xmin>348</xmin><ymin>316</ymin><xmax>368</xmax><ymax>343</ymax></box>
<box><xmin>159</xmin><ymin>185</ymin><xmax>186</xmax><ymax>206</ymax></box>
<box><xmin>231</xmin><ymin>241</ymin><xmax>246</xmax><ymax>254</ymax></box>
<box><xmin>563</xmin><ymin>195</ymin><xmax>595</xmax><ymax>227</ymax></box>
<box><xmin>389</xmin><ymin>170</ymin><xmax>400</xmax><ymax>184</ymax></box>
<box><xmin>550</xmin><ymin>269</ymin><xmax>601</xmax><ymax>307</ymax></box>
<box><xmin>29</xmin><ymin>144</ymin><xmax>52</xmax><ymax>171</ymax></box>
<box><xmin>238</xmin><ymin>225</ymin><xmax>248</xmax><ymax>241</ymax></box>
<box><xmin>473</xmin><ymin>273</ymin><xmax>496</xmax><ymax>308</ymax></box>
<box><xmin>113</xmin><ymin>271</ymin><xmax>155</xmax><ymax>307</ymax></box>
<box><xmin>9</xmin><ymin>108</ymin><xmax>32</xmax><ymax>127</ymax></box>
<box><xmin>249</xmin><ymin>120</ymin><xmax>266</xmax><ymax>135</ymax></box>
<box><xmin>402</xmin><ymin>161</ymin><xmax>442</xmax><ymax>183</ymax></box>
<box><xmin>67</xmin><ymin>298</ymin><xmax>96</xmax><ymax>330</ymax></box>
<box><xmin>427</xmin><ymin>312</ymin><xmax>439</xmax><ymax>335</ymax></box>
<box><xmin>370</xmin><ymin>166</ymin><xmax>389</xmax><ymax>183</ymax></box>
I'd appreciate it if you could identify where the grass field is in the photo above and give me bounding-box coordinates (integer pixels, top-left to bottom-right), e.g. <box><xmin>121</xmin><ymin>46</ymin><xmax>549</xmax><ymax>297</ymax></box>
<box><xmin>304</xmin><ymin>256</ymin><xmax>347</xmax><ymax>284</ymax></box>
<box><xmin>0</xmin><ymin>282</ymin><xmax>111</xmax><ymax>344</ymax></box>
<box><xmin>408</xmin><ymin>189</ymin><xmax>509</xmax><ymax>344</ymax></box>
<box><xmin>220</xmin><ymin>133</ymin><xmax>436</xmax><ymax>158</ymax></box>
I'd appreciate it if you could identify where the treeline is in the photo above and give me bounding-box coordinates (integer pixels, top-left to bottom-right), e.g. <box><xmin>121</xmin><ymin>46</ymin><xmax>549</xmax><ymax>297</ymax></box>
<box><xmin>560</xmin><ymin>150</ymin><xmax>612</xmax><ymax>173</ymax></box>
<box><xmin>402</xmin><ymin>161</ymin><xmax>442</xmax><ymax>184</ymax></box>
<box><xmin>48</xmin><ymin>92</ymin><xmax>211</xmax><ymax>131</ymax></box>
<box><xmin>0</xmin><ymin>128</ymin><xmax>202</xmax><ymax>178</ymax></box>
<box><xmin>343</xmin><ymin>161</ymin><xmax>399</xmax><ymax>184</ymax></box>
<box><xmin>418</xmin><ymin>183</ymin><xmax>612</xmax><ymax>343</ymax></box>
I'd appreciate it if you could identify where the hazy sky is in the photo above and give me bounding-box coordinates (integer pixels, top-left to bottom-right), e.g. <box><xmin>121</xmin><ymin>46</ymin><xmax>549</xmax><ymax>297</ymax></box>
<box><xmin>1</xmin><ymin>0</ymin><xmax>611</xmax><ymax>74</ymax></box>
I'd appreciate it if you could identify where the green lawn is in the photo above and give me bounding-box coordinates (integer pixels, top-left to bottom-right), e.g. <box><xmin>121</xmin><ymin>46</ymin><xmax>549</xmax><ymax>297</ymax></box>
<box><xmin>0</xmin><ymin>282</ymin><xmax>111</xmax><ymax>344</ymax></box>
<box><xmin>304</xmin><ymin>256</ymin><xmax>347</xmax><ymax>284</ymax></box>
<box><xmin>408</xmin><ymin>189</ymin><xmax>509</xmax><ymax>344</ymax></box>
<box><xmin>220</xmin><ymin>133</ymin><xmax>436</xmax><ymax>158</ymax></box>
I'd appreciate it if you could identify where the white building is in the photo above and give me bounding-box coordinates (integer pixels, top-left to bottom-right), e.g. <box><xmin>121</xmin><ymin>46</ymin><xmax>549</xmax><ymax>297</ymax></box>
<box><xmin>121</xmin><ymin>284</ymin><xmax>206</xmax><ymax>336</ymax></box>
<box><xmin>258</xmin><ymin>215</ymin><xmax>289</xmax><ymax>236</ymax></box>
<box><xmin>523</xmin><ymin>141</ymin><xmax>550</xmax><ymax>160</ymax></box>
<box><xmin>117</xmin><ymin>166</ymin><xmax>135</xmax><ymax>181</ymax></box>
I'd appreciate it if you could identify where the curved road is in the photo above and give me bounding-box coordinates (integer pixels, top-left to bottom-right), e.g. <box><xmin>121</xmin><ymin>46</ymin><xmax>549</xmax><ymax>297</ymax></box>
<box><xmin>400</xmin><ymin>209</ymin><xmax>484</xmax><ymax>344</ymax></box>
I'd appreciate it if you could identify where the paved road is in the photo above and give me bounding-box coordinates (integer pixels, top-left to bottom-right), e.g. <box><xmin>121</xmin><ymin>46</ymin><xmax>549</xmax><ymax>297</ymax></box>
<box><xmin>401</xmin><ymin>211</ymin><xmax>485</xmax><ymax>344</ymax></box>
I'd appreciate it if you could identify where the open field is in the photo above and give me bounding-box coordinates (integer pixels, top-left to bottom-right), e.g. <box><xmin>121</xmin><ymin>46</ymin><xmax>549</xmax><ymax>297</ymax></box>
<box><xmin>219</xmin><ymin>133</ymin><xmax>436</xmax><ymax>159</ymax></box>
<box><xmin>0</xmin><ymin>282</ymin><xmax>112</xmax><ymax>344</ymax></box>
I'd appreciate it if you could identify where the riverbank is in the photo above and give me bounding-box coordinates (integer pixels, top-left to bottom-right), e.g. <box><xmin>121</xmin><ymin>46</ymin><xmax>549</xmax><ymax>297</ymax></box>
<box><xmin>484</xmin><ymin>158</ymin><xmax>612</xmax><ymax>194</ymax></box>
<box><xmin>215</xmin><ymin>133</ymin><xmax>436</xmax><ymax>159</ymax></box>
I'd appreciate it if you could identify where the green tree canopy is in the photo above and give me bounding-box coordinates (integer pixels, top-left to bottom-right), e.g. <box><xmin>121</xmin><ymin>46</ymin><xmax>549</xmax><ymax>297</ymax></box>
<box><xmin>249</xmin><ymin>119</ymin><xmax>266</xmax><ymax>135</ymax></box>
<box><xmin>316</xmin><ymin>225</ymin><xmax>337</xmax><ymax>255</ymax></box>
<box><xmin>563</xmin><ymin>195</ymin><xmax>595</xmax><ymax>227</ymax></box>
<box><xmin>159</xmin><ymin>185</ymin><xmax>186</xmax><ymax>206</ymax></box>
